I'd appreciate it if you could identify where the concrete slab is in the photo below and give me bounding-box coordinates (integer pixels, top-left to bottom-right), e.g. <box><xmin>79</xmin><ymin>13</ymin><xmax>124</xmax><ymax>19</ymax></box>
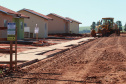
<box><xmin>0</xmin><ymin>37</ymin><xmax>94</xmax><ymax>62</ymax></box>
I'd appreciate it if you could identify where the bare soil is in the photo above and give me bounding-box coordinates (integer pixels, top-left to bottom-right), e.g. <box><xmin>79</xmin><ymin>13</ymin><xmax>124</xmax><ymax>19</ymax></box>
<box><xmin>0</xmin><ymin>44</ymin><xmax>34</xmax><ymax>56</ymax></box>
<box><xmin>0</xmin><ymin>34</ymin><xmax>126</xmax><ymax>84</ymax></box>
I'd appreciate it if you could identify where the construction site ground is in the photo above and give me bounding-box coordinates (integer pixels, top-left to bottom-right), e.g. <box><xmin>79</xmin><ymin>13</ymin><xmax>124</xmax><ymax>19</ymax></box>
<box><xmin>0</xmin><ymin>37</ymin><xmax>93</xmax><ymax>68</ymax></box>
<box><xmin>0</xmin><ymin>34</ymin><xmax>126</xmax><ymax>84</ymax></box>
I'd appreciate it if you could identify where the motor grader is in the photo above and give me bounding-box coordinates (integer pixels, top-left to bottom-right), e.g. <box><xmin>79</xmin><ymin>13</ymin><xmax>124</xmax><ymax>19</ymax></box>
<box><xmin>91</xmin><ymin>18</ymin><xmax>120</xmax><ymax>37</ymax></box>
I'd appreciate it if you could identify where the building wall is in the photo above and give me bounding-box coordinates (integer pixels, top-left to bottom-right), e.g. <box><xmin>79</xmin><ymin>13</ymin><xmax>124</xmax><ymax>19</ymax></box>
<box><xmin>0</xmin><ymin>12</ymin><xmax>13</xmax><ymax>38</ymax></box>
<box><xmin>0</xmin><ymin>29</ymin><xmax>7</xmax><ymax>38</ymax></box>
<box><xmin>69</xmin><ymin>22</ymin><xmax>79</xmax><ymax>34</ymax></box>
<box><xmin>47</xmin><ymin>14</ymin><xmax>67</xmax><ymax>34</ymax></box>
<box><xmin>18</xmin><ymin>10</ymin><xmax>48</xmax><ymax>38</ymax></box>
<box><xmin>0</xmin><ymin>12</ymin><xmax>13</xmax><ymax>27</ymax></box>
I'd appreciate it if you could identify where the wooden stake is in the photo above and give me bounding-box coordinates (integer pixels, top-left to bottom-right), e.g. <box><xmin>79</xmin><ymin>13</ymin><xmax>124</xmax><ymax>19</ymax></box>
<box><xmin>10</xmin><ymin>41</ymin><xmax>13</xmax><ymax>70</ymax></box>
<box><xmin>15</xmin><ymin>27</ymin><xmax>17</xmax><ymax>70</ymax></box>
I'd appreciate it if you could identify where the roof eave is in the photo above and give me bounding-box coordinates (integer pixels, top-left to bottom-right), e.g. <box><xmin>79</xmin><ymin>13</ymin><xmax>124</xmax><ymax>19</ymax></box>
<box><xmin>0</xmin><ymin>10</ymin><xmax>19</xmax><ymax>18</ymax></box>
<box><xmin>74</xmin><ymin>21</ymin><xmax>82</xmax><ymax>24</ymax></box>
<box><xmin>0</xmin><ymin>10</ymin><xmax>7</xmax><ymax>14</ymax></box>
<box><xmin>48</xmin><ymin>13</ymin><xmax>69</xmax><ymax>21</ymax></box>
<box><xmin>47</xmin><ymin>18</ymin><xmax>53</xmax><ymax>20</ymax></box>
<box><xmin>22</xmin><ymin>9</ymin><xmax>51</xmax><ymax>20</ymax></box>
<box><xmin>66</xmin><ymin>17</ymin><xmax>82</xmax><ymax>24</ymax></box>
<box><xmin>18</xmin><ymin>16</ymin><xmax>30</xmax><ymax>19</ymax></box>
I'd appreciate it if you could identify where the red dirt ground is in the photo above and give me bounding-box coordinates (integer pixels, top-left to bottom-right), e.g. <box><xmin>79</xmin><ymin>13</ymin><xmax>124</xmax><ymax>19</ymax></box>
<box><xmin>0</xmin><ymin>44</ymin><xmax>33</xmax><ymax>55</ymax></box>
<box><xmin>0</xmin><ymin>34</ymin><xmax>126</xmax><ymax>84</ymax></box>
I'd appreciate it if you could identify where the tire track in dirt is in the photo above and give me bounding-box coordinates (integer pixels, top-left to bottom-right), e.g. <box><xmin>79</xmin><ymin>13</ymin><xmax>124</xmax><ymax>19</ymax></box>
<box><xmin>3</xmin><ymin>38</ymin><xmax>101</xmax><ymax>84</ymax></box>
<box><xmin>118</xmin><ymin>36</ymin><xmax>126</xmax><ymax>59</ymax></box>
<box><xmin>55</xmin><ymin>37</ymin><xmax>110</xmax><ymax>84</ymax></box>
<box><xmin>1</xmin><ymin>35</ymin><xmax>126</xmax><ymax>84</ymax></box>
<box><xmin>86</xmin><ymin>36</ymin><xmax>126</xmax><ymax>84</ymax></box>
<box><xmin>80</xmin><ymin>37</ymin><xmax>119</xmax><ymax>84</ymax></box>
<box><xmin>111</xmin><ymin>36</ymin><xmax>126</xmax><ymax>83</ymax></box>
<box><xmin>101</xmin><ymin>36</ymin><xmax>126</xmax><ymax>84</ymax></box>
<box><xmin>3</xmin><ymin>37</ymin><xmax>116</xmax><ymax>84</ymax></box>
<box><xmin>13</xmin><ymin>38</ymin><xmax>105</xmax><ymax>84</ymax></box>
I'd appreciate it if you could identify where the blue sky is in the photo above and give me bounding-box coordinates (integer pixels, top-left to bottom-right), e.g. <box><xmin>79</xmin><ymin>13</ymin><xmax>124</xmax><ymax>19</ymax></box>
<box><xmin>1</xmin><ymin>0</ymin><xmax>126</xmax><ymax>27</ymax></box>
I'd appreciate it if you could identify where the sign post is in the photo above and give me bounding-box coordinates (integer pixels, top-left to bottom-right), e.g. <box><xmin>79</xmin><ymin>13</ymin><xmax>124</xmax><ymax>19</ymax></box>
<box><xmin>15</xmin><ymin>27</ymin><xmax>17</xmax><ymax>70</ymax></box>
<box><xmin>10</xmin><ymin>41</ymin><xmax>13</xmax><ymax>70</ymax></box>
<box><xmin>7</xmin><ymin>23</ymin><xmax>16</xmax><ymax>70</ymax></box>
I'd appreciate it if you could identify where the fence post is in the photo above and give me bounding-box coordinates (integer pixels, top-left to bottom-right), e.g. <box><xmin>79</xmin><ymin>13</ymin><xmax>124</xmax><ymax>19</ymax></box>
<box><xmin>10</xmin><ymin>41</ymin><xmax>13</xmax><ymax>70</ymax></box>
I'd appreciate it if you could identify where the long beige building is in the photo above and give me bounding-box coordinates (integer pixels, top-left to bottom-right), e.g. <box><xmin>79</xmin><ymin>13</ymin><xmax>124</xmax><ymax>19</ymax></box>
<box><xmin>47</xmin><ymin>13</ymin><xmax>82</xmax><ymax>34</ymax></box>
<box><xmin>18</xmin><ymin>9</ymin><xmax>52</xmax><ymax>38</ymax></box>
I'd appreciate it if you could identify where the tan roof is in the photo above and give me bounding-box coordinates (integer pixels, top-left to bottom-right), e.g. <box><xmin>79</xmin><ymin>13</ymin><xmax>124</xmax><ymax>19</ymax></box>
<box><xmin>66</xmin><ymin>17</ymin><xmax>82</xmax><ymax>24</ymax></box>
<box><xmin>48</xmin><ymin>13</ymin><xmax>70</xmax><ymax>21</ymax></box>
<box><xmin>19</xmin><ymin>9</ymin><xmax>52</xmax><ymax>20</ymax></box>
<box><xmin>0</xmin><ymin>6</ymin><xmax>29</xmax><ymax>18</ymax></box>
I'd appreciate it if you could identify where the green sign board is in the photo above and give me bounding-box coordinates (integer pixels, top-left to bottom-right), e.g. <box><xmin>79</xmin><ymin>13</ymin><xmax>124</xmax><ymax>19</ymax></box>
<box><xmin>7</xmin><ymin>23</ymin><xmax>16</xmax><ymax>41</ymax></box>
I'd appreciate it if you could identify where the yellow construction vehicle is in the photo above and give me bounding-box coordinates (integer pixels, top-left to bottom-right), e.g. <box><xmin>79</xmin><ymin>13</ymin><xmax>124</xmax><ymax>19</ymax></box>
<box><xmin>91</xmin><ymin>18</ymin><xmax>120</xmax><ymax>37</ymax></box>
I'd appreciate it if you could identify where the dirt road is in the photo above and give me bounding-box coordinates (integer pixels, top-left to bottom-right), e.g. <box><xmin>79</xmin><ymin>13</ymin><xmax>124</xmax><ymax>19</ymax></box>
<box><xmin>1</xmin><ymin>35</ymin><xmax>126</xmax><ymax>84</ymax></box>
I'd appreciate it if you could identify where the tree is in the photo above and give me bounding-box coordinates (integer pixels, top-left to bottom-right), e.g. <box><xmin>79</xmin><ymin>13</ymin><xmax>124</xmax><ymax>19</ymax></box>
<box><xmin>96</xmin><ymin>20</ymin><xmax>102</xmax><ymax>26</ymax></box>
<box><xmin>90</xmin><ymin>22</ymin><xmax>96</xmax><ymax>30</ymax></box>
<box><xmin>124</xmin><ymin>23</ymin><xmax>126</xmax><ymax>31</ymax></box>
<box><xmin>116</xmin><ymin>21</ymin><xmax>122</xmax><ymax>31</ymax></box>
